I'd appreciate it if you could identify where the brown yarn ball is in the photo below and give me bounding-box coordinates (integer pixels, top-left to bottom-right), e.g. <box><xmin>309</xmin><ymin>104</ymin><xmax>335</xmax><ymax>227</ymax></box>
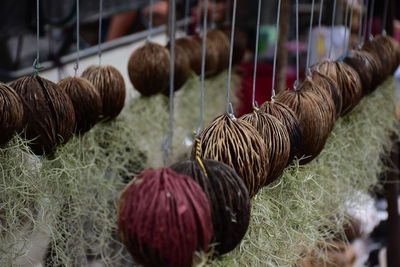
<box><xmin>10</xmin><ymin>75</ymin><xmax>76</xmax><ymax>155</ymax></box>
<box><xmin>176</xmin><ymin>37</ymin><xmax>202</xmax><ymax>75</ymax></box>
<box><xmin>275</xmin><ymin>86</ymin><xmax>334</xmax><ymax>164</ymax></box>
<box><xmin>194</xmin><ymin>114</ymin><xmax>269</xmax><ymax>197</ymax></box>
<box><xmin>81</xmin><ymin>65</ymin><xmax>126</xmax><ymax>120</ymax></box>
<box><xmin>193</xmin><ymin>33</ymin><xmax>219</xmax><ymax>77</ymax></box>
<box><xmin>58</xmin><ymin>77</ymin><xmax>102</xmax><ymax>134</ymax></box>
<box><xmin>259</xmin><ymin>100</ymin><xmax>303</xmax><ymax>165</ymax></box>
<box><xmin>317</xmin><ymin>61</ymin><xmax>362</xmax><ymax>116</ymax></box>
<box><xmin>375</xmin><ymin>35</ymin><xmax>400</xmax><ymax>73</ymax></box>
<box><xmin>127</xmin><ymin>42</ymin><xmax>169</xmax><ymax>96</ymax></box>
<box><xmin>0</xmin><ymin>82</ymin><xmax>24</xmax><ymax>145</ymax></box>
<box><xmin>170</xmin><ymin>159</ymin><xmax>250</xmax><ymax>255</ymax></box>
<box><xmin>343</xmin><ymin>49</ymin><xmax>381</xmax><ymax>94</ymax></box>
<box><xmin>362</xmin><ymin>36</ymin><xmax>393</xmax><ymax>79</ymax></box>
<box><xmin>221</xmin><ymin>27</ymin><xmax>247</xmax><ymax>65</ymax></box>
<box><xmin>165</xmin><ymin>42</ymin><xmax>191</xmax><ymax>92</ymax></box>
<box><xmin>309</xmin><ymin>69</ymin><xmax>343</xmax><ymax>117</ymax></box>
<box><xmin>207</xmin><ymin>29</ymin><xmax>230</xmax><ymax>73</ymax></box>
<box><xmin>240</xmin><ymin>111</ymin><xmax>290</xmax><ymax>184</ymax></box>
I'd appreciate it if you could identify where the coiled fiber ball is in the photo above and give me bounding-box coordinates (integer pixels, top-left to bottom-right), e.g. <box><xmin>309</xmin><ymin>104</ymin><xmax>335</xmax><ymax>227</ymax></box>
<box><xmin>240</xmin><ymin>111</ymin><xmax>290</xmax><ymax>184</ymax></box>
<box><xmin>127</xmin><ymin>42</ymin><xmax>169</xmax><ymax>96</ymax></box>
<box><xmin>176</xmin><ymin>37</ymin><xmax>203</xmax><ymax>75</ymax></box>
<box><xmin>82</xmin><ymin>65</ymin><xmax>126</xmax><ymax>119</ymax></box>
<box><xmin>10</xmin><ymin>75</ymin><xmax>75</xmax><ymax>155</ymax></box>
<box><xmin>317</xmin><ymin>61</ymin><xmax>362</xmax><ymax>116</ymax></box>
<box><xmin>170</xmin><ymin>159</ymin><xmax>250</xmax><ymax>255</ymax></box>
<box><xmin>207</xmin><ymin>29</ymin><xmax>230</xmax><ymax>73</ymax></box>
<box><xmin>118</xmin><ymin>168</ymin><xmax>213</xmax><ymax>267</ymax></box>
<box><xmin>58</xmin><ymin>77</ymin><xmax>102</xmax><ymax>134</ymax></box>
<box><xmin>165</xmin><ymin>42</ymin><xmax>191</xmax><ymax>92</ymax></box>
<box><xmin>222</xmin><ymin>27</ymin><xmax>247</xmax><ymax>65</ymax></box>
<box><xmin>260</xmin><ymin>100</ymin><xmax>303</xmax><ymax>165</ymax></box>
<box><xmin>343</xmin><ymin>49</ymin><xmax>380</xmax><ymax>94</ymax></box>
<box><xmin>193</xmin><ymin>33</ymin><xmax>219</xmax><ymax>77</ymax></box>
<box><xmin>194</xmin><ymin>114</ymin><xmax>269</xmax><ymax>197</ymax></box>
<box><xmin>275</xmin><ymin>86</ymin><xmax>334</xmax><ymax>164</ymax></box>
<box><xmin>0</xmin><ymin>82</ymin><xmax>24</xmax><ymax>145</ymax></box>
<box><xmin>375</xmin><ymin>35</ymin><xmax>400</xmax><ymax>73</ymax></box>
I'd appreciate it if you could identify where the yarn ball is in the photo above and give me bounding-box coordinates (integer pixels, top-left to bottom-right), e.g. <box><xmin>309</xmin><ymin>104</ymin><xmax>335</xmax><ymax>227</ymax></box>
<box><xmin>207</xmin><ymin>29</ymin><xmax>230</xmax><ymax>73</ymax></box>
<box><xmin>165</xmin><ymin>42</ymin><xmax>191</xmax><ymax>92</ymax></box>
<box><xmin>375</xmin><ymin>35</ymin><xmax>400</xmax><ymax>73</ymax></box>
<box><xmin>118</xmin><ymin>168</ymin><xmax>213</xmax><ymax>267</ymax></box>
<box><xmin>10</xmin><ymin>75</ymin><xmax>75</xmax><ymax>155</ymax></box>
<box><xmin>0</xmin><ymin>82</ymin><xmax>24</xmax><ymax>145</ymax></box>
<box><xmin>193</xmin><ymin>33</ymin><xmax>220</xmax><ymax>77</ymax></box>
<box><xmin>82</xmin><ymin>65</ymin><xmax>126</xmax><ymax>119</ymax></box>
<box><xmin>58</xmin><ymin>77</ymin><xmax>102</xmax><ymax>134</ymax></box>
<box><xmin>275</xmin><ymin>86</ymin><xmax>334</xmax><ymax>164</ymax></box>
<box><xmin>259</xmin><ymin>100</ymin><xmax>303</xmax><ymax>165</ymax></box>
<box><xmin>170</xmin><ymin>159</ymin><xmax>250</xmax><ymax>255</ymax></box>
<box><xmin>240</xmin><ymin>111</ymin><xmax>290</xmax><ymax>184</ymax></box>
<box><xmin>194</xmin><ymin>114</ymin><xmax>269</xmax><ymax>197</ymax></box>
<box><xmin>127</xmin><ymin>42</ymin><xmax>169</xmax><ymax>96</ymax></box>
<box><xmin>362</xmin><ymin>36</ymin><xmax>393</xmax><ymax>80</ymax></box>
<box><xmin>176</xmin><ymin>37</ymin><xmax>202</xmax><ymax>75</ymax></box>
<box><xmin>317</xmin><ymin>61</ymin><xmax>362</xmax><ymax>116</ymax></box>
<box><xmin>221</xmin><ymin>27</ymin><xmax>247</xmax><ymax>65</ymax></box>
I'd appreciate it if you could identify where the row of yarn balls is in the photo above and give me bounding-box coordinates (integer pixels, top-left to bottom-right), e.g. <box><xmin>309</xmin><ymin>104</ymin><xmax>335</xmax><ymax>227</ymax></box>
<box><xmin>117</xmin><ymin>34</ymin><xmax>400</xmax><ymax>267</ymax></box>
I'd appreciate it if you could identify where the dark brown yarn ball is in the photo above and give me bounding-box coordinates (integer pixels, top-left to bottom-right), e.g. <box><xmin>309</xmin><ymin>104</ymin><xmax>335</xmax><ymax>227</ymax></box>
<box><xmin>375</xmin><ymin>35</ymin><xmax>400</xmax><ymax>73</ymax></box>
<box><xmin>176</xmin><ymin>37</ymin><xmax>203</xmax><ymax>75</ymax></box>
<box><xmin>317</xmin><ymin>61</ymin><xmax>362</xmax><ymax>116</ymax></box>
<box><xmin>170</xmin><ymin>159</ymin><xmax>250</xmax><ymax>255</ymax></box>
<box><xmin>309</xmin><ymin>69</ymin><xmax>343</xmax><ymax>117</ymax></box>
<box><xmin>0</xmin><ymin>82</ymin><xmax>24</xmax><ymax>145</ymax></box>
<box><xmin>194</xmin><ymin>114</ymin><xmax>269</xmax><ymax>197</ymax></box>
<box><xmin>240</xmin><ymin>111</ymin><xmax>290</xmax><ymax>184</ymax></box>
<box><xmin>127</xmin><ymin>42</ymin><xmax>169</xmax><ymax>96</ymax></box>
<box><xmin>81</xmin><ymin>65</ymin><xmax>126</xmax><ymax>120</ymax></box>
<box><xmin>259</xmin><ymin>100</ymin><xmax>303</xmax><ymax>165</ymax></box>
<box><xmin>343</xmin><ymin>49</ymin><xmax>381</xmax><ymax>94</ymax></box>
<box><xmin>58</xmin><ymin>77</ymin><xmax>102</xmax><ymax>134</ymax></box>
<box><xmin>362</xmin><ymin>36</ymin><xmax>393</xmax><ymax>79</ymax></box>
<box><xmin>193</xmin><ymin>33</ymin><xmax>219</xmax><ymax>77</ymax></box>
<box><xmin>165</xmin><ymin>43</ymin><xmax>191</xmax><ymax>92</ymax></box>
<box><xmin>275</xmin><ymin>87</ymin><xmax>334</xmax><ymax>164</ymax></box>
<box><xmin>10</xmin><ymin>75</ymin><xmax>76</xmax><ymax>155</ymax></box>
<box><xmin>207</xmin><ymin>29</ymin><xmax>230</xmax><ymax>73</ymax></box>
<box><xmin>118</xmin><ymin>168</ymin><xmax>212</xmax><ymax>267</ymax></box>
<box><xmin>221</xmin><ymin>28</ymin><xmax>247</xmax><ymax>65</ymax></box>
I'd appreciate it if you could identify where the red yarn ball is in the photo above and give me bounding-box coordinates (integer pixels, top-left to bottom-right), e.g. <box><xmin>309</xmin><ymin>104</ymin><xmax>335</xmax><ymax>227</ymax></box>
<box><xmin>118</xmin><ymin>168</ymin><xmax>213</xmax><ymax>267</ymax></box>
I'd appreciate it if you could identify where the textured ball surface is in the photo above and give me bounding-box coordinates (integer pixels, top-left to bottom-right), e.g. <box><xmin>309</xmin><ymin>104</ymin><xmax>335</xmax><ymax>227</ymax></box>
<box><xmin>58</xmin><ymin>77</ymin><xmax>102</xmax><ymax>134</ymax></box>
<box><xmin>193</xmin><ymin>33</ymin><xmax>219</xmax><ymax>77</ymax></box>
<box><xmin>10</xmin><ymin>75</ymin><xmax>75</xmax><ymax>155</ymax></box>
<box><xmin>82</xmin><ymin>65</ymin><xmax>126</xmax><ymax>119</ymax></box>
<box><xmin>240</xmin><ymin>111</ymin><xmax>290</xmax><ymax>184</ymax></box>
<box><xmin>207</xmin><ymin>29</ymin><xmax>230</xmax><ymax>73</ymax></box>
<box><xmin>176</xmin><ymin>37</ymin><xmax>203</xmax><ymax>75</ymax></box>
<box><xmin>194</xmin><ymin>114</ymin><xmax>269</xmax><ymax>197</ymax></box>
<box><xmin>165</xmin><ymin>43</ymin><xmax>191</xmax><ymax>92</ymax></box>
<box><xmin>260</xmin><ymin>100</ymin><xmax>303</xmax><ymax>165</ymax></box>
<box><xmin>222</xmin><ymin>28</ymin><xmax>247</xmax><ymax>66</ymax></box>
<box><xmin>118</xmin><ymin>168</ymin><xmax>213</xmax><ymax>267</ymax></box>
<box><xmin>170</xmin><ymin>159</ymin><xmax>250</xmax><ymax>255</ymax></box>
<box><xmin>275</xmin><ymin>87</ymin><xmax>334</xmax><ymax>164</ymax></box>
<box><xmin>0</xmin><ymin>82</ymin><xmax>24</xmax><ymax>145</ymax></box>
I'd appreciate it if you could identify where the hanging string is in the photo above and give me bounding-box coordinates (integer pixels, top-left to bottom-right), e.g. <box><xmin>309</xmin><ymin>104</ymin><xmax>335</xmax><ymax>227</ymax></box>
<box><xmin>33</xmin><ymin>0</ymin><xmax>41</xmax><ymax>72</ymax></box>
<box><xmin>225</xmin><ymin>0</ymin><xmax>237</xmax><ymax>118</ymax></box>
<box><xmin>382</xmin><ymin>0</ymin><xmax>389</xmax><ymax>35</ymax></box>
<box><xmin>306</xmin><ymin>0</ymin><xmax>316</xmax><ymax>75</ymax></box>
<box><xmin>345</xmin><ymin>0</ymin><xmax>356</xmax><ymax>55</ymax></box>
<box><xmin>341</xmin><ymin>0</ymin><xmax>350</xmax><ymax>58</ymax></box>
<box><xmin>251</xmin><ymin>0</ymin><xmax>262</xmax><ymax>109</ymax></box>
<box><xmin>367</xmin><ymin>0</ymin><xmax>375</xmax><ymax>40</ymax></box>
<box><xmin>98</xmin><ymin>0</ymin><xmax>103</xmax><ymax>65</ymax></box>
<box><xmin>362</xmin><ymin>0</ymin><xmax>370</xmax><ymax>44</ymax></box>
<box><xmin>210</xmin><ymin>0</ymin><xmax>217</xmax><ymax>30</ymax></box>
<box><xmin>357</xmin><ymin>0</ymin><xmax>365</xmax><ymax>46</ymax></box>
<box><xmin>73</xmin><ymin>0</ymin><xmax>80</xmax><ymax>76</ymax></box>
<box><xmin>197</xmin><ymin>0</ymin><xmax>209</xmax><ymax>135</ymax></box>
<box><xmin>162</xmin><ymin>0</ymin><xmax>177</xmax><ymax>165</ymax></box>
<box><xmin>328</xmin><ymin>0</ymin><xmax>337</xmax><ymax>60</ymax></box>
<box><xmin>294</xmin><ymin>0</ymin><xmax>299</xmax><ymax>89</ymax></box>
<box><xmin>318</xmin><ymin>0</ymin><xmax>324</xmax><ymax>30</ymax></box>
<box><xmin>147</xmin><ymin>0</ymin><xmax>155</xmax><ymax>41</ymax></box>
<box><xmin>271</xmin><ymin>0</ymin><xmax>282</xmax><ymax>98</ymax></box>
<box><xmin>183</xmin><ymin>0</ymin><xmax>191</xmax><ymax>34</ymax></box>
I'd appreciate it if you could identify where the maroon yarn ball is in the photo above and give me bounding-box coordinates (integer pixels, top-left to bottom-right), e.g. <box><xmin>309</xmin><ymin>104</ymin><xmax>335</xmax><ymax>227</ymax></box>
<box><xmin>118</xmin><ymin>168</ymin><xmax>213</xmax><ymax>267</ymax></box>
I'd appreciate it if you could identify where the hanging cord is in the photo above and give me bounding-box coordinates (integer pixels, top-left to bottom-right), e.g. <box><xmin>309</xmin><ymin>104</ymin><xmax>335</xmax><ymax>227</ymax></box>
<box><xmin>225</xmin><ymin>0</ymin><xmax>238</xmax><ymax>119</ymax></box>
<box><xmin>328</xmin><ymin>0</ymin><xmax>338</xmax><ymax>60</ymax></box>
<box><xmin>357</xmin><ymin>0</ymin><xmax>365</xmax><ymax>47</ymax></box>
<box><xmin>73</xmin><ymin>0</ymin><xmax>80</xmax><ymax>76</ymax></box>
<box><xmin>251</xmin><ymin>0</ymin><xmax>262</xmax><ymax>110</ymax></box>
<box><xmin>98</xmin><ymin>0</ymin><xmax>103</xmax><ymax>65</ymax></box>
<box><xmin>362</xmin><ymin>0</ymin><xmax>370</xmax><ymax>44</ymax></box>
<box><xmin>382</xmin><ymin>0</ymin><xmax>389</xmax><ymax>35</ymax></box>
<box><xmin>197</xmin><ymin>0</ymin><xmax>209</xmax><ymax>135</ymax></box>
<box><xmin>341</xmin><ymin>0</ymin><xmax>350</xmax><ymax>59</ymax></box>
<box><xmin>306</xmin><ymin>0</ymin><xmax>316</xmax><ymax>76</ymax></box>
<box><xmin>271</xmin><ymin>0</ymin><xmax>282</xmax><ymax>98</ymax></box>
<box><xmin>210</xmin><ymin>0</ymin><xmax>217</xmax><ymax>30</ymax></box>
<box><xmin>33</xmin><ymin>0</ymin><xmax>41</xmax><ymax>73</ymax></box>
<box><xmin>345</xmin><ymin>0</ymin><xmax>356</xmax><ymax>55</ymax></box>
<box><xmin>183</xmin><ymin>0</ymin><xmax>191</xmax><ymax>34</ymax></box>
<box><xmin>147</xmin><ymin>0</ymin><xmax>155</xmax><ymax>41</ymax></box>
<box><xmin>367</xmin><ymin>0</ymin><xmax>375</xmax><ymax>40</ymax></box>
<box><xmin>162</xmin><ymin>0</ymin><xmax>177</xmax><ymax>165</ymax></box>
<box><xmin>294</xmin><ymin>0</ymin><xmax>299</xmax><ymax>89</ymax></box>
<box><xmin>318</xmin><ymin>0</ymin><xmax>324</xmax><ymax>30</ymax></box>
